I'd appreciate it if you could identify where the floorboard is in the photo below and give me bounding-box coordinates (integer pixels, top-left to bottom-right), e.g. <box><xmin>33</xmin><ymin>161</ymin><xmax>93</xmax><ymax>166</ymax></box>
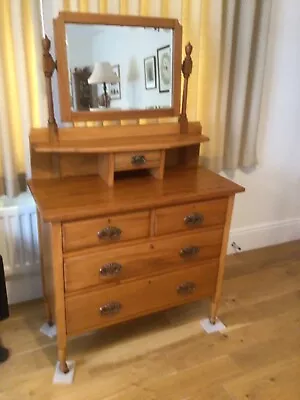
<box><xmin>0</xmin><ymin>240</ymin><xmax>300</xmax><ymax>399</ymax></box>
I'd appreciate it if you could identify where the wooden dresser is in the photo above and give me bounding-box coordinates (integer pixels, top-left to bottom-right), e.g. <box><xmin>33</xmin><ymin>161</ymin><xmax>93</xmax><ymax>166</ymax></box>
<box><xmin>29</xmin><ymin>11</ymin><xmax>244</xmax><ymax>376</ymax></box>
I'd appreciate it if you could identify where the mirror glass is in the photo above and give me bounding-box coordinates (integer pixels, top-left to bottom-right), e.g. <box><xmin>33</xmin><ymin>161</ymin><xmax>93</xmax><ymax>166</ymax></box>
<box><xmin>65</xmin><ymin>24</ymin><xmax>174</xmax><ymax>112</ymax></box>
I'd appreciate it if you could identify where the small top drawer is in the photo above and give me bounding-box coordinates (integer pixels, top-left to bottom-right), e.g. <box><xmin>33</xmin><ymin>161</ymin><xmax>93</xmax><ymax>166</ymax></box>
<box><xmin>63</xmin><ymin>210</ymin><xmax>150</xmax><ymax>252</ymax></box>
<box><xmin>155</xmin><ymin>198</ymin><xmax>228</xmax><ymax>236</ymax></box>
<box><xmin>114</xmin><ymin>150</ymin><xmax>161</xmax><ymax>172</ymax></box>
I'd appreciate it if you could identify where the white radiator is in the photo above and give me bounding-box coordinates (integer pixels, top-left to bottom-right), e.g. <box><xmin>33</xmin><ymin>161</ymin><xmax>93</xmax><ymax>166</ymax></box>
<box><xmin>0</xmin><ymin>194</ymin><xmax>42</xmax><ymax>304</ymax></box>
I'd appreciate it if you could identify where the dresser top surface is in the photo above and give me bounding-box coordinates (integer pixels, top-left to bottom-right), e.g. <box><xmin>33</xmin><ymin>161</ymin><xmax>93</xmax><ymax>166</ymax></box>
<box><xmin>28</xmin><ymin>167</ymin><xmax>244</xmax><ymax>222</ymax></box>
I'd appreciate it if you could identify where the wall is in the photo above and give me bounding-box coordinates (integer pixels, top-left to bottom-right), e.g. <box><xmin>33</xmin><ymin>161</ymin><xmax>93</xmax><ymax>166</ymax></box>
<box><xmin>92</xmin><ymin>26</ymin><xmax>173</xmax><ymax>109</ymax></box>
<box><xmin>66</xmin><ymin>24</ymin><xmax>94</xmax><ymax>69</ymax></box>
<box><xmin>227</xmin><ymin>0</ymin><xmax>300</xmax><ymax>252</ymax></box>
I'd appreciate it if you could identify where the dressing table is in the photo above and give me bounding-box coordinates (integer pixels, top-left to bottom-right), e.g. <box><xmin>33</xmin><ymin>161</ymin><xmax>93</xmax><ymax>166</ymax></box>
<box><xmin>28</xmin><ymin>11</ymin><xmax>244</xmax><ymax>375</ymax></box>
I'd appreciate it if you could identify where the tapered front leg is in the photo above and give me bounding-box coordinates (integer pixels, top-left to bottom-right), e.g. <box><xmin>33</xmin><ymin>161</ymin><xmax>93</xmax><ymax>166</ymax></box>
<box><xmin>51</xmin><ymin>223</ymin><xmax>69</xmax><ymax>374</ymax></box>
<box><xmin>210</xmin><ymin>196</ymin><xmax>235</xmax><ymax>324</ymax></box>
<box><xmin>58</xmin><ymin>348</ymin><xmax>69</xmax><ymax>374</ymax></box>
<box><xmin>37</xmin><ymin>211</ymin><xmax>54</xmax><ymax>326</ymax></box>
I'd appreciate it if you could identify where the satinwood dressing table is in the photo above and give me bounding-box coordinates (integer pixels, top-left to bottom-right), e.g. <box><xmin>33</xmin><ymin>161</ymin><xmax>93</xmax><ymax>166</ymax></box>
<box><xmin>28</xmin><ymin>11</ymin><xmax>244</xmax><ymax>375</ymax></box>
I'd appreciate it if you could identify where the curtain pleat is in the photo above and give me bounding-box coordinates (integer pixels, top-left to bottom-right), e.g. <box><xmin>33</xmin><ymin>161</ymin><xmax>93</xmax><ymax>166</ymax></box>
<box><xmin>200</xmin><ymin>0</ymin><xmax>271</xmax><ymax>172</ymax></box>
<box><xmin>0</xmin><ymin>0</ymin><xmax>271</xmax><ymax>197</ymax></box>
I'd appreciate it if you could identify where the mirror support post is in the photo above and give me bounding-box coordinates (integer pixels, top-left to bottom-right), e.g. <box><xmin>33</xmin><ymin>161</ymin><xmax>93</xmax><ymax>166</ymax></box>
<box><xmin>42</xmin><ymin>35</ymin><xmax>58</xmax><ymax>141</ymax></box>
<box><xmin>179</xmin><ymin>42</ymin><xmax>193</xmax><ymax>134</ymax></box>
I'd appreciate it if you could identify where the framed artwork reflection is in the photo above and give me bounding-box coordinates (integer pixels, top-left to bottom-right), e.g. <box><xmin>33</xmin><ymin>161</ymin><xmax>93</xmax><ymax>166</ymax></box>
<box><xmin>157</xmin><ymin>45</ymin><xmax>171</xmax><ymax>93</ymax></box>
<box><xmin>144</xmin><ymin>56</ymin><xmax>157</xmax><ymax>90</ymax></box>
<box><xmin>110</xmin><ymin>64</ymin><xmax>121</xmax><ymax>100</ymax></box>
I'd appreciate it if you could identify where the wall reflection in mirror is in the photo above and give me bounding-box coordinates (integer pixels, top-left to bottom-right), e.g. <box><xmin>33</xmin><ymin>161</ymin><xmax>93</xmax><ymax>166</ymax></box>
<box><xmin>65</xmin><ymin>24</ymin><xmax>174</xmax><ymax>112</ymax></box>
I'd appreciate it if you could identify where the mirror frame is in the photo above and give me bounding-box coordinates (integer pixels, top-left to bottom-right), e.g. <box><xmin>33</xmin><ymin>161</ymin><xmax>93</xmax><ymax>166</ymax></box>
<box><xmin>54</xmin><ymin>12</ymin><xmax>182</xmax><ymax>122</ymax></box>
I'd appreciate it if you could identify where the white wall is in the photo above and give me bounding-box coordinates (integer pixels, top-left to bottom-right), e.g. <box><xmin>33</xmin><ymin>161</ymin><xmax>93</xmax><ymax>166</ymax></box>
<box><xmin>92</xmin><ymin>26</ymin><xmax>173</xmax><ymax>109</ymax></box>
<box><xmin>228</xmin><ymin>0</ymin><xmax>300</xmax><ymax>252</ymax></box>
<box><xmin>66</xmin><ymin>24</ymin><xmax>94</xmax><ymax>69</ymax></box>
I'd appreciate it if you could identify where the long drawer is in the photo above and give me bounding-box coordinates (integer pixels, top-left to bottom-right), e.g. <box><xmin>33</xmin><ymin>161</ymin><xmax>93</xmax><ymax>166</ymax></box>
<box><xmin>155</xmin><ymin>198</ymin><xmax>228</xmax><ymax>236</ymax></box>
<box><xmin>64</xmin><ymin>227</ymin><xmax>223</xmax><ymax>292</ymax></box>
<box><xmin>62</xmin><ymin>210</ymin><xmax>150</xmax><ymax>252</ymax></box>
<box><xmin>66</xmin><ymin>259</ymin><xmax>219</xmax><ymax>335</ymax></box>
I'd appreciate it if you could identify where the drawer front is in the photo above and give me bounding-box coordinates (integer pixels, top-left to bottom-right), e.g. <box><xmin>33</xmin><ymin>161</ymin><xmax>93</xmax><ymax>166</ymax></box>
<box><xmin>114</xmin><ymin>151</ymin><xmax>161</xmax><ymax>171</ymax></box>
<box><xmin>155</xmin><ymin>198</ymin><xmax>228</xmax><ymax>236</ymax></box>
<box><xmin>66</xmin><ymin>259</ymin><xmax>219</xmax><ymax>335</ymax></box>
<box><xmin>64</xmin><ymin>227</ymin><xmax>223</xmax><ymax>292</ymax></box>
<box><xmin>63</xmin><ymin>210</ymin><xmax>150</xmax><ymax>252</ymax></box>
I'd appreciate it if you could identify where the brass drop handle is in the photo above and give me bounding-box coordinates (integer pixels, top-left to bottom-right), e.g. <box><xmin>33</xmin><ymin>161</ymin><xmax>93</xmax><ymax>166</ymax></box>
<box><xmin>99</xmin><ymin>301</ymin><xmax>122</xmax><ymax>316</ymax></box>
<box><xmin>184</xmin><ymin>212</ymin><xmax>204</xmax><ymax>226</ymax></box>
<box><xmin>177</xmin><ymin>281</ymin><xmax>196</xmax><ymax>295</ymax></box>
<box><xmin>98</xmin><ymin>226</ymin><xmax>122</xmax><ymax>240</ymax></box>
<box><xmin>131</xmin><ymin>155</ymin><xmax>146</xmax><ymax>165</ymax></box>
<box><xmin>99</xmin><ymin>262</ymin><xmax>122</xmax><ymax>277</ymax></box>
<box><xmin>179</xmin><ymin>246</ymin><xmax>200</xmax><ymax>258</ymax></box>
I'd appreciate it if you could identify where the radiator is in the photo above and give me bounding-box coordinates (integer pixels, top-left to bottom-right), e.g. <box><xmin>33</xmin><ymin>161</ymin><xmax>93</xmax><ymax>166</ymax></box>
<box><xmin>0</xmin><ymin>194</ymin><xmax>42</xmax><ymax>304</ymax></box>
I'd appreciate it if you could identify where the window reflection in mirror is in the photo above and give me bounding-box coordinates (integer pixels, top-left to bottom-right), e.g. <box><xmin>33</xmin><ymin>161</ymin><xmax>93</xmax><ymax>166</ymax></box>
<box><xmin>65</xmin><ymin>24</ymin><xmax>173</xmax><ymax>112</ymax></box>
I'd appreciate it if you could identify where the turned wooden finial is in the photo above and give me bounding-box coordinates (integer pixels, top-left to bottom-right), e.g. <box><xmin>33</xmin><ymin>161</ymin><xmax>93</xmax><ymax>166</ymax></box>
<box><xmin>179</xmin><ymin>42</ymin><xmax>193</xmax><ymax>134</ymax></box>
<box><xmin>42</xmin><ymin>35</ymin><xmax>58</xmax><ymax>138</ymax></box>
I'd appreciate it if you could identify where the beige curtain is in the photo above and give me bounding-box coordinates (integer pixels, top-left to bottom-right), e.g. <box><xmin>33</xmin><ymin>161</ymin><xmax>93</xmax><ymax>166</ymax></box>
<box><xmin>199</xmin><ymin>0</ymin><xmax>272</xmax><ymax>172</ymax></box>
<box><xmin>0</xmin><ymin>0</ymin><xmax>271</xmax><ymax>198</ymax></box>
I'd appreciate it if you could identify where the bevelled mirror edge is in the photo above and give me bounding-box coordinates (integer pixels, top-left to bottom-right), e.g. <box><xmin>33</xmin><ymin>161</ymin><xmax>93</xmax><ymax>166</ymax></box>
<box><xmin>53</xmin><ymin>12</ymin><xmax>182</xmax><ymax>122</ymax></box>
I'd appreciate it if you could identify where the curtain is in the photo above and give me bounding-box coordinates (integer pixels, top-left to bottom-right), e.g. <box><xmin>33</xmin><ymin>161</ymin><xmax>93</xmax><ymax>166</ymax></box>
<box><xmin>199</xmin><ymin>0</ymin><xmax>272</xmax><ymax>172</ymax></box>
<box><xmin>0</xmin><ymin>0</ymin><xmax>271</xmax><ymax>197</ymax></box>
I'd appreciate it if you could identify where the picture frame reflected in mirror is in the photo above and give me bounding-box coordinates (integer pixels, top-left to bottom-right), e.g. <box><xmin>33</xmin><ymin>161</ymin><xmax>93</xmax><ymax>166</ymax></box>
<box><xmin>144</xmin><ymin>56</ymin><xmax>157</xmax><ymax>90</ymax></box>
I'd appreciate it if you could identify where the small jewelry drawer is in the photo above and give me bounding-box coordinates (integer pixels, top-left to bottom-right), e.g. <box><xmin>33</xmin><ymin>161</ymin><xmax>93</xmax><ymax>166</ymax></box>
<box><xmin>65</xmin><ymin>259</ymin><xmax>219</xmax><ymax>335</ymax></box>
<box><xmin>155</xmin><ymin>198</ymin><xmax>228</xmax><ymax>236</ymax></box>
<box><xmin>62</xmin><ymin>210</ymin><xmax>150</xmax><ymax>252</ymax></box>
<box><xmin>64</xmin><ymin>227</ymin><xmax>223</xmax><ymax>292</ymax></box>
<box><xmin>114</xmin><ymin>150</ymin><xmax>161</xmax><ymax>172</ymax></box>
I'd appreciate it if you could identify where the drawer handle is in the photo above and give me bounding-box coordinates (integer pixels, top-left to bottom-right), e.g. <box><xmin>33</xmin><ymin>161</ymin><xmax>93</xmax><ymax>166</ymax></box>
<box><xmin>184</xmin><ymin>212</ymin><xmax>204</xmax><ymax>226</ymax></box>
<box><xmin>98</xmin><ymin>226</ymin><xmax>122</xmax><ymax>240</ymax></box>
<box><xmin>99</xmin><ymin>301</ymin><xmax>122</xmax><ymax>316</ymax></box>
<box><xmin>100</xmin><ymin>262</ymin><xmax>122</xmax><ymax>277</ymax></box>
<box><xmin>179</xmin><ymin>246</ymin><xmax>200</xmax><ymax>258</ymax></box>
<box><xmin>131</xmin><ymin>155</ymin><xmax>146</xmax><ymax>165</ymax></box>
<box><xmin>177</xmin><ymin>281</ymin><xmax>196</xmax><ymax>295</ymax></box>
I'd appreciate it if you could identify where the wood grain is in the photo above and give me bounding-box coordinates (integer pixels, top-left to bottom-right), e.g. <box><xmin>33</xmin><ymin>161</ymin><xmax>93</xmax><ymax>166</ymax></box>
<box><xmin>98</xmin><ymin>153</ymin><xmax>114</xmax><ymax>187</ymax></box>
<box><xmin>150</xmin><ymin>149</ymin><xmax>166</xmax><ymax>179</ymax></box>
<box><xmin>53</xmin><ymin>15</ymin><xmax>71</xmax><ymax>121</ymax></box>
<box><xmin>65</xmin><ymin>260</ymin><xmax>219</xmax><ymax>335</ymax></box>
<box><xmin>210</xmin><ymin>196</ymin><xmax>235</xmax><ymax>323</ymax></box>
<box><xmin>31</xmin><ymin>121</ymin><xmax>202</xmax><ymax>142</ymax></box>
<box><xmin>50</xmin><ymin>222</ymin><xmax>68</xmax><ymax>373</ymax></box>
<box><xmin>37</xmin><ymin>212</ymin><xmax>53</xmax><ymax>324</ymax></box>
<box><xmin>64</xmin><ymin>227</ymin><xmax>223</xmax><ymax>292</ymax></box>
<box><xmin>62</xmin><ymin>210</ymin><xmax>150</xmax><ymax>252</ymax></box>
<box><xmin>155</xmin><ymin>198</ymin><xmax>228</xmax><ymax>236</ymax></box>
<box><xmin>59</xmin><ymin>154</ymin><xmax>98</xmax><ymax>177</ymax></box>
<box><xmin>28</xmin><ymin>167</ymin><xmax>244</xmax><ymax>222</ymax></box>
<box><xmin>32</xmin><ymin>133</ymin><xmax>209</xmax><ymax>154</ymax></box>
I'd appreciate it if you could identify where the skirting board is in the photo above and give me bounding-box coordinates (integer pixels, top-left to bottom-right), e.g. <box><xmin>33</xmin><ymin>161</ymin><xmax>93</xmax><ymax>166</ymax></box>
<box><xmin>228</xmin><ymin>218</ymin><xmax>300</xmax><ymax>254</ymax></box>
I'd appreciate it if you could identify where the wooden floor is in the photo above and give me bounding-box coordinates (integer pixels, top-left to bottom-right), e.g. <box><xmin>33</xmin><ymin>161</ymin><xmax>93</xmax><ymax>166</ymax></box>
<box><xmin>1</xmin><ymin>241</ymin><xmax>300</xmax><ymax>400</ymax></box>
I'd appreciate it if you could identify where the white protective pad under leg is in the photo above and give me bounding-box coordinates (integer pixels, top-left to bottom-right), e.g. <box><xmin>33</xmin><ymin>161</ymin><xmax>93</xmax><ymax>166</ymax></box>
<box><xmin>40</xmin><ymin>323</ymin><xmax>57</xmax><ymax>338</ymax></box>
<box><xmin>200</xmin><ymin>318</ymin><xmax>226</xmax><ymax>333</ymax></box>
<box><xmin>53</xmin><ymin>361</ymin><xmax>75</xmax><ymax>384</ymax></box>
